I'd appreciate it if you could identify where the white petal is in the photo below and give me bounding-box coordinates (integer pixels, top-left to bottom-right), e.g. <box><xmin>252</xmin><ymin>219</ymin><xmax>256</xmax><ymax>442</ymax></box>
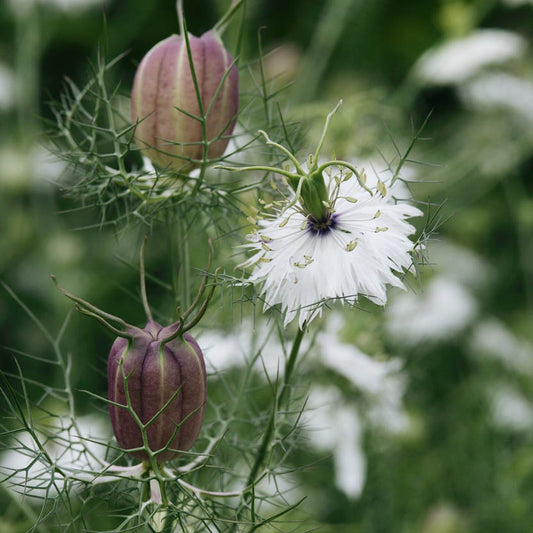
<box><xmin>243</xmin><ymin>169</ymin><xmax>422</xmax><ymax>326</ymax></box>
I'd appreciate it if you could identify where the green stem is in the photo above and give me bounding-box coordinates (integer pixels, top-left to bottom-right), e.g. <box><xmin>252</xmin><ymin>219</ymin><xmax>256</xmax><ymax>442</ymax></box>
<box><xmin>140</xmin><ymin>237</ymin><xmax>153</xmax><ymax>323</ymax></box>
<box><xmin>179</xmin><ymin>13</ymin><xmax>209</xmax><ymax>196</ymax></box>
<box><xmin>97</xmin><ymin>50</ymin><xmax>127</xmax><ymax>177</ymax></box>
<box><xmin>176</xmin><ymin>0</ymin><xmax>185</xmax><ymax>36</ymax></box>
<box><xmin>232</xmin><ymin>327</ymin><xmax>306</xmax><ymax>531</ymax></box>
<box><xmin>312</xmin><ymin>100</ymin><xmax>342</xmax><ymax>167</ymax></box>
<box><xmin>214</xmin><ymin>0</ymin><xmax>247</xmax><ymax>34</ymax></box>
<box><xmin>167</xmin><ymin>213</ymin><xmax>179</xmax><ymax>316</ymax></box>
<box><xmin>279</xmin><ymin>327</ymin><xmax>305</xmax><ymax>409</ymax></box>
<box><xmin>175</xmin><ymin>209</ymin><xmax>191</xmax><ymax>311</ymax></box>
<box><xmin>215</xmin><ymin>164</ymin><xmax>299</xmax><ymax>182</ymax></box>
<box><xmin>161</xmin><ymin>509</ymin><xmax>175</xmax><ymax>533</ymax></box>
<box><xmin>1</xmin><ymin>484</ymin><xmax>52</xmax><ymax>533</ymax></box>
<box><xmin>258</xmin><ymin>130</ymin><xmax>306</xmax><ymax>175</ymax></box>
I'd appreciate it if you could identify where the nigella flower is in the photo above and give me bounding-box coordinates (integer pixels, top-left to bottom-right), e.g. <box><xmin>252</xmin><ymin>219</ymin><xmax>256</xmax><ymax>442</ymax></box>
<box><xmin>218</xmin><ymin>103</ymin><xmax>423</xmax><ymax>328</ymax></box>
<box><xmin>243</xmin><ymin>169</ymin><xmax>421</xmax><ymax>328</ymax></box>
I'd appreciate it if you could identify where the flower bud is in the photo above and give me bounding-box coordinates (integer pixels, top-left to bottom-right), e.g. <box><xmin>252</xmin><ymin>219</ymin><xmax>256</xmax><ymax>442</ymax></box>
<box><xmin>131</xmin><ymin>30</ymin><xmax>239</xmax><ymax>171</ymax></box>
<box><xmin>108</xmin><ymin>321</ymin><xmax>207</xmax><ymax>463</ymax></box>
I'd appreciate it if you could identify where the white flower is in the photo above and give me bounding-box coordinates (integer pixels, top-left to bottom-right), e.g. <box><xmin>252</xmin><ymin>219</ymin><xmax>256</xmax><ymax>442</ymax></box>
<box><xmin>385</xmin><ymin>276</ymin><xmax>478</xmax><ymax>348</ymax></box>
<box><xmin>412</xmin><ymin>29</ymin><xmax>526</xmax><ymax>86</ymax></box>
<box><xmin>0</xmin><ymin>62</ymin><xmax>15</xmax><ymax>111</ymax></box>
<box><xmin>242</xmin><ymin>167</ymin><xmax>422</xmax><ymax>328</ymax></box>
<box><xmin>459</xmin><ymin>72</ymin><xmax>533</xmax><ymax>123</ymax></box>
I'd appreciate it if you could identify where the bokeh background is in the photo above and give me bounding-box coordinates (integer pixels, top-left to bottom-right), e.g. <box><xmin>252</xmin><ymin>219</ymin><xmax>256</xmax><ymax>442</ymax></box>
<box><xmin>1</xmin><ymin>0</ymin><xmax>533</xmax><ymax>531</ymax></box>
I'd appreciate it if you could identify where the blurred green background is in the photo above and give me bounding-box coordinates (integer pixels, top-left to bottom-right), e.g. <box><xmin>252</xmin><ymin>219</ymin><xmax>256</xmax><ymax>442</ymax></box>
<box><xmin>1</xmin><ymin>0</ymin><xmax>533</xmax><ymax>531</ymax></box>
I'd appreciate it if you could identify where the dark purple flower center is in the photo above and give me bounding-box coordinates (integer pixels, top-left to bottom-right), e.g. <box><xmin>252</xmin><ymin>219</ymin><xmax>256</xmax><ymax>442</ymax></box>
<box><xmin>306</xmin><ymin>213</ymin><xmax>339</xmax><ymax>236</ymax></box>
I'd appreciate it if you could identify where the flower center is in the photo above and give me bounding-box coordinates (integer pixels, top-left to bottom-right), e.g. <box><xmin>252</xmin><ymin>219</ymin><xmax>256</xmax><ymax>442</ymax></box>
<box><xmin>306</xmin><ymin>213</ymin><xmax>338</xmax><ymax>236</ymax></box>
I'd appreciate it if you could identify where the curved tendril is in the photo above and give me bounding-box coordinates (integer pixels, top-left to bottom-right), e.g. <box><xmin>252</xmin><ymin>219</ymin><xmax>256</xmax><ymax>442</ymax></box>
<box><xmin>312</xmin><ymin>100</ymin><xmax>342</xmax><ymax>167</ymax></box>
<box><xmin>182</xmin><ymin>267</ymin><xmax>221</xmax><ymax>333</ymax></box>
<box><xmin>160</xmin><ymin>317</ymin><xmax>184</xmax><ymax>345</ymax></box>
<box><xmin>51</xmin><ymin>275</ymin><xmax>145</xmax><ymax>336</ymax></box>
<box><xmin>139</xmin><ymin>236</ymin><xmax>153</xmax><ymax>323</ymax></box>
<box><xmin>257</xmin><ymin>130</ymin><xmax>306</xmax><ymax>175</ymax></box>
<box><xmin>315</xmin><ymin>160</ymin><xmax>373</xmax><ymax>195</ymax></box>
<box><xmin>282</xmin><ymin>174</ymin><xmax>307</xmax><ymax>213</ymax></box>
<box><xmin>214</xmin><ymin>164</ymin><xmax>299</xmax><ymax>182</ymax></box>
<box><xmin>182</xmin><ymin>239</ymin><xmax>213</xmax><ymax>321</ymax></box>
<box><xmin>75</xmin><ymin>306</ymin><xmax>135</xmax><ymax>339</ymax></box>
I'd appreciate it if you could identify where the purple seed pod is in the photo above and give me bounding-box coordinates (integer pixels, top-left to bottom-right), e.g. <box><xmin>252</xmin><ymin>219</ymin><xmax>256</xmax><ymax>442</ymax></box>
<box><xmin>107</xmin><ymin>322</ymin><xmax>207</xmax><ymax>462</ymax></box>
<box><xmin>131</xmin><ymin>30</ymin><xmax>239</xmax><ymax>171</ymax></box>
<box><xmin>52</xmin><ymin>240</ymin><xmax>218</xmax><ymax>464</ymax></box>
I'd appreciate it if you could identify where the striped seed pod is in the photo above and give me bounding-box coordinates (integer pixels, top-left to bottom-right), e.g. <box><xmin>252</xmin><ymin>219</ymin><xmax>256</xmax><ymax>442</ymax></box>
<box><xmin>131</xmin><ymin>30</ymin><xmax>239</xmax><ymax>172</ymax></box>
<box><xmin>108</xmin><ymin>322</ymin><xmax>207</xmax><ymax>463</ymax></box>
<box><xmin>53</xmin><ymin>240</ymin><xmax>218</xmax><ymax>464</ymax></box>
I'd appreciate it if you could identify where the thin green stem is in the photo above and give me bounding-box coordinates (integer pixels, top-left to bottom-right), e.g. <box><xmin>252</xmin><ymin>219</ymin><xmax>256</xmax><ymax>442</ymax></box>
<box><xmin>279</xmin><ymin>327</ymin><xmax>305</xmax><ymax>409</ymax></box>
<box><xmin>181</xmin><ymin>239</ymin><xmax>213</xmax><ymax>321</ymax></box>
<box><xmin>97</xmin><ymin>49</ymin><xmax>127</xmax><ymax>177</ymax></box>
<box><xmin>51</xmin><ymin>275</ymin><xmax>143</xmax><ymax>337</ymax></box>
<box><xmin>167</xmin><ymin>213</ymin><xmax>180</xmax><ymax>317</ymax></box>
<box><xmin>182</xmin><ymin>267</ymin><xmax>221</xmax><ymax>332</ymax></box>
<box><xmin>140</xmin><ymin>237</ymin><xmax>153</xmax><ymax>323</ymax></box>
<box><xmin>214</xmin><ymin>0</ymin><xmax>247</xmax><ymax>34</ymax></box>
<box><xmin>232</xmin><ymin>327</ymin><xmax>306</xmax><ymax>530</ymax></box>
<box><xmin>176</xmin><ymin>0</ymin><xmax>185</xmax><ymax>36</ymax></box>
<box><xmin>257</xmin><ymin>27</ymin><xmax>270</xmax><ymax>125</ymax></box>
<box><xmin>215</xmin><ymin>164</ymin><xmax>299</xmax><ymax>182</ymax></box>
<box><xmin>1</xmin><ymin>484</ymin><xmax>52</xmax><ymax>533</ymax></box>
<box><xmin>390</xmin><ymin>110</ymin><xmax>433</xmax><ymax>185</ymax></box>
<box><xmin>176</xmin><ymin>209</ymin><xmax>191</xmax><ymax>310</ymax></box>
<box><xmin>161</xmin><ymin>508</ymin><xmax>175</xmax><ymax>533</ymax></box>
<box><xmin>312</xmin><ymin>100</ymin><xmax>342</xmax><ymax>167</ymax></box>
<box><xmin>179</xmin><ymin>13</ymin><xmax>210</xmax><ymax>196</ymax></box>
<box><xmin>258</xmin><ymin>130</ymin><xmax>306</xmax><ymax>175</ymax></box>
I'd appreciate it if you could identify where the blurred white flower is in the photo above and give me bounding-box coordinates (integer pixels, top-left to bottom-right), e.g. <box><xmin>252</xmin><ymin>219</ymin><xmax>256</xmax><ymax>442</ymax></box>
<box><xmin>43</xmin><ymin>0</ymin><xmax>107</xmax><ymax>10</ymax></box>
<box><xmin>33</xmin><ymin>146</ymin><xmax>67</xmax><ymax>183</ymax></box>
<box><xmin>0</xmin><ymin>145</ymin><xmax>65</xmax><ymax>192</ymax></box>
<box><xmin>243</xmin><ymin>168</ymin><xmax>421</xmax><ymax>328</ymax></box>
<box><xmin>8</xmin><ymin>0</ymin><xmax>107</xmax><ymax>16</ymax></box>
<box><xmin>200</xmin><ymin>318</ymin><xmax>285</xmax><ymax>377</ymax></box>
<box><xmin>0</xmin><ymin>414</ymin><xmax>109</xmax><ymax>498</ymax></box>
<box><xmin>469</xmin><ymin>318</ymin><xmax>533</xmax><ymax>376</ymax></box>
<box><xmin>202</xmin><ymin>313</ymin><xmax>409</xmax><ymax>432</ymax></box>
<box><xmin>0</xmin><ymin>62</ymin><xmax>15</xmax><ymax>111</ymax></box>
<box><xmin>319</xmin><ymin>313</ymin><xmax>409</xmax><ymax>433</ymax></box>
<box><xmin>489</xmin><ymin>384</ymin><xmax>533</xmax><ymax>431</ymax></box>
<box><xmin>429</xmin><ymin>240</ymin><xmax>492</xmax><ymax>290</ymax></box>
<box><xmin>201</xmin><ymin>311</ymin><xmax>410</xmax><ymax>498</ymax></box>
<box><xmin>459</xmin><ymin>72</ymin><xmax>533</xmax><ymax>123</ymax></box>
<box><xmin>502</xmin><ymin>0</ymin><xmax>533</xmax><ymax>6</ymax></box>
<box><xmin>413</xmin><ymin>29</ymin><xmax>526</xmax><ymax>86</ymax></box>
<box><xmin>303</xmin><ymin>386</ymin><xmax>366</xmax><ymax>499</ymax></box>
<box><xmin>386</xmin><ymin>277</ymin><xmax>478</xmax><ymax>347</ymax></box>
